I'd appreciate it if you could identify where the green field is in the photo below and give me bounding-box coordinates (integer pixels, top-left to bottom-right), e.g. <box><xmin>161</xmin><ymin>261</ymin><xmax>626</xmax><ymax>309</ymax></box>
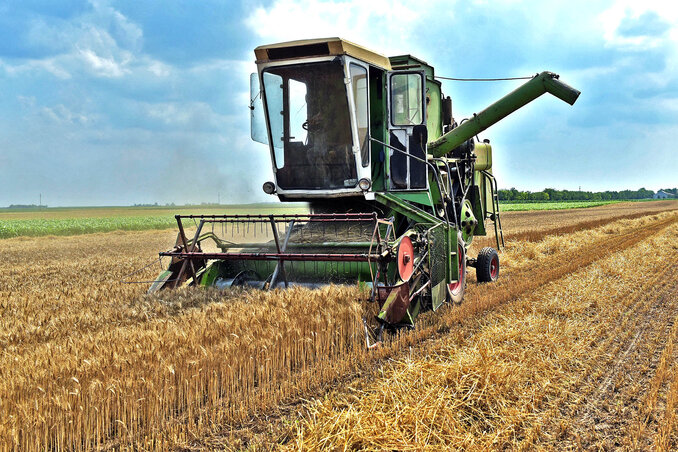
<box><xmin>498</xmin><ymin>200</ymin><xmax>620</xmax><ymax>211</ymax></box>
<box><xmin>0</xmin><ymin>204</ymin><xmax>307</xmax><ymax>239</ymax></box>
<box><xmin>0</xmin><ymin>200</ymin><xmax>628</xmax><ymax>239</ymax></box>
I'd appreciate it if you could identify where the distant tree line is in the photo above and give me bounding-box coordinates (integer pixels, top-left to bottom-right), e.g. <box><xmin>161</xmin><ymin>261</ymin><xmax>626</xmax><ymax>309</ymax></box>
<box><xmin>131</xmin><ymin>202</ymin><xmax>219</xmax><ymax>207</ymax></box>
<box><xmin>7</xmin><ymin>204</ymin><xmax>47</xmax><ymax>208</ymax></box>
<box><xmin>497</xmin><ymin>187</ymin><xmax>670</xmax><ymax>202</ymax></box>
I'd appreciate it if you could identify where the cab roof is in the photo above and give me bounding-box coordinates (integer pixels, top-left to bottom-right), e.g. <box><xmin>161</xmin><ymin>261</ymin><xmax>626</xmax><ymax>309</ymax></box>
<box><xmin>254</xmin><ymin>37</ymin><xmax>392</xmax><ymax>70</ymax></box>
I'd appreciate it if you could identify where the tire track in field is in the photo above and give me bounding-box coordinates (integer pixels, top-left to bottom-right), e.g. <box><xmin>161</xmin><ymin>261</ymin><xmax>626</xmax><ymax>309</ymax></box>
<box><xmin>524</xmin><ymin>259</ymin><xmax>678</xmax><ymax>450</ymax></box>
<box><xmin>193</xmin><ymin>215</ymin><xmax>678</xmax><ymax>449</ymax></box>
<box><xmin>593</xmin><ymin>275</ymin><xmax>678</xmax><ymax>450</ymax></box>
<box><xmin>655</xmin><ymin>330</ymin><xmax>678</xmax><ymax>451</ymax></box>
<box><xmin>508</xmin><ymin>245</ymin><xmax>676</xmax><ymax>449</ymax></box>
<box><xmin>426</xmin><ymin>215</ymin><xmax>678</xmax><ymax>451</ymax></box>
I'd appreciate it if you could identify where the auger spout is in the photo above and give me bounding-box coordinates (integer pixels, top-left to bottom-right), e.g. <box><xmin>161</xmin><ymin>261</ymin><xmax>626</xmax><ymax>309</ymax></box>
<box><xmin>428</xmin><ymin>71</ymin><xmax>580</xmax><ymax>158</ymax></box>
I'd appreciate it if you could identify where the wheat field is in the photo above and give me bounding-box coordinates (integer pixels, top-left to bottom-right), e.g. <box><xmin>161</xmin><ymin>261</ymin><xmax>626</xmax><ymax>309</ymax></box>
<box><xmin>1</xmin><ymin>202</ymin><xmax>677</xmax><ymax>450</ymax></box>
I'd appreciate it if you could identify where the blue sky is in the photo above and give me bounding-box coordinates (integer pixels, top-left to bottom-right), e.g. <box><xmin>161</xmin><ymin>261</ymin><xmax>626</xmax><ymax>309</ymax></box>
<box><xmin>0</xmin><ymin>0</ymin><xmax>676</xmax><ymax>206</ymax></box>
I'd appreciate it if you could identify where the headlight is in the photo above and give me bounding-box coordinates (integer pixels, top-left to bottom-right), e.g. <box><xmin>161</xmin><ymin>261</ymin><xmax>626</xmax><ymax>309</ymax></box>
<box><xmin>262</xmin><ymin>181</ymin><xmax>276</xmax><ymax>194</ymax></box>
<box><xmin>358</xmin><ymin>178</ymin><xmax>371</xmax><ymax>191</ymax></box>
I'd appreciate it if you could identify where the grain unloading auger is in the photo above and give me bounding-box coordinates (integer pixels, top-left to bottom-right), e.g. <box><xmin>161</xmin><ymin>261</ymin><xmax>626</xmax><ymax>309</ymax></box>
<box><xmin>150</xmin><ymin>38</ymin><xmax>580</xmax><ymax>342</ymax></box>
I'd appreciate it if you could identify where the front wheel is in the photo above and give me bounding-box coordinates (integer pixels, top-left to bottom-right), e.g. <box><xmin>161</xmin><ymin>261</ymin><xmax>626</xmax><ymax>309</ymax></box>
<box><xmin>477</xmin><ymin>247</ymin><xmax>499</xmax><ymax>283</ymax></box>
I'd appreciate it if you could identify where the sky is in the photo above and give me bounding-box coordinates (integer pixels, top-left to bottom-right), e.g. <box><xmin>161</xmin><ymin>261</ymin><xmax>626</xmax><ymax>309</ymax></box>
<box><xmin>0</xmin><ymin>0</ymin><xmax>676</xmax><ymax>206</ymax></box>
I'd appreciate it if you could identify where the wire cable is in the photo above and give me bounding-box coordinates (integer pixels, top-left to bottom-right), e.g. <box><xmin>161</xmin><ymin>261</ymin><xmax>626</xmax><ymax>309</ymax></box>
<box><xmin>435</xmin><ymin>75</ymin><xmax>536</xmax><ymax>82</ymax></box>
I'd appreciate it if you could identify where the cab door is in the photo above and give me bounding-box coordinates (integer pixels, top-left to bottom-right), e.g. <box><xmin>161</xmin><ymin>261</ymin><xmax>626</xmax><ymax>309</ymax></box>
<box><xmin>386</xmin><ymin>71</ymin><xmax>427</xmax><ymax>190</ymax></box>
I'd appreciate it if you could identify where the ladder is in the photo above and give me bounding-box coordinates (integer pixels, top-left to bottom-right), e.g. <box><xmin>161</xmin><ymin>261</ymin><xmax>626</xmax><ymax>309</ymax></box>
<box><xmin>481</xmin><ymin>170</ymin><xmax>505</xmax><ymax>250</ymax></box>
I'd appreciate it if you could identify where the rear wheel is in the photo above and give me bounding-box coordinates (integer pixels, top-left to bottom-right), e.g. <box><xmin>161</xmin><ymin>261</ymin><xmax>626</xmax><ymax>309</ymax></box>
<box><xmin>477</xmin><ymin>247</ymin><xmax>499</xmax><ymax>283</ymax></box>
<box><xmin>447</xmin><ymin>233</ymin><xmax>467</xmax><ymax>305</ymax></box>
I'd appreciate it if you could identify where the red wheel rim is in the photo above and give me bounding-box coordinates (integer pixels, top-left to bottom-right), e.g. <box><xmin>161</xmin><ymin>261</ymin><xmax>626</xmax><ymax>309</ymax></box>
<box><xmin>490</xmin><ymin>255</ymin><xmax>498</xmax><ymax>279</ymax></box>
<box><xmin>448</xmin><ymin>244</ymin><xmax>464</xmax><ymax>295</ymax></box>
<box><xmin>397</xmin><ymin>236</ymin><xmax>414</xmax><ymax>281</ymax></box>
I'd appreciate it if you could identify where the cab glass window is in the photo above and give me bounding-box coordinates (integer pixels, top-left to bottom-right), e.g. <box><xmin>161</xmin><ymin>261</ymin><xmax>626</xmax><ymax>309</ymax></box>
<box><xmin>262</xmin><ymin>61</ymin><xmax>356</xmax><ymax>190</ymax></box>
<box><xmin>391</xmin><ymin>73</ymin><xmax>423</xmax><ymax>126</ymax></box>
<box><xmin>288</xmin><ymin>78</ymin><xmax>308</xmax><ymax>144</ymax></box>
<box><xmin>350</xmin><ymin>64</ymin><xmax>369</xmax><ymax>167</ymax></box>
<box><xmin>250</xmin><ymin>73</ymin><xmax>268</xmax><ymax>144</ymax></box>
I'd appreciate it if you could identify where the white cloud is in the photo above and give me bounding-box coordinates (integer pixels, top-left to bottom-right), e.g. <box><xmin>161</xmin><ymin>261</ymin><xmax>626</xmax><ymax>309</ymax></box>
<box><xmin>599</xmin><ymin>1</ymin><xmax>678</xmax><ymax>48</ymax></box>
<box><xmin>85</xmin><ymin>0</ymin><xmax>144</xmax><ymax>49</ymax></box>
<box><xmin>40</xmin><ymin>58</ymin><xmax>74</xmax><ymax>79</ymax></box>
<box><xmin>188</xmin><ymin>58</ymin><xmax>255</xmax><ymax>107</ymax></box>
<box><xmin>147</xmin><ymin>60</ymin><xmax>171</xmax><ymax>77</ymax></box>
<box><xmin>25</xmin><ymin>17</ymin><xmax>73</xmax><ymax>54</ymax></box>
<box><xmin>16</xmin><ymin>96</ymin><xmax>95</xmax><ymax>125</ymax></box>
<box><xmin>17</xmin><ymin>95</ymin><xmax>36</xmax><ymax>109</ymax></box>
<box><xmin>244</xmin><ymin>0</ymin><xmax>439</xmax><ymax>56</ymax></box>
<box><xmin>39</xmin><ymin>104</ymin><xmax>93</xmax><ymax>125</ymax></box>
<box><xmin>0</xmin><ymin>1</ymin><xmax>164</xmax><ymax>81</ymax></box>
<box><xmin>77</xmin><ymin>48</ymin><xmax>130</xmax><ymax>77</ymax></box>
<box><xmin>595</xmin><ymin>1</ymin><xmax>678</xmax><ymax>102</ymax></box>
<box><xmin>141</xmin><ymin>101</ymin><xmax>225</xmax><ymax>129</ymax></box>
<box><xmin>0</xmin><ymin>57</ymin><xmax>72</xmax><ymax>79</ymax></box>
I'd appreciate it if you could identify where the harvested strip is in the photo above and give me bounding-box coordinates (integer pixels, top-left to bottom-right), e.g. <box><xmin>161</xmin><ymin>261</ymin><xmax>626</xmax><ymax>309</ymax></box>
<box><xmin>290</xmin><ymin>222</ymin><xmax>678</xmax><ymax>450</ymax></box>
<box><xmin>474</xmin><ymin>199</ymin><xmax>678</xmax><ymax>248</ymax></box>
<box><xmin>519</xmin><ymin>256</ymin><xmax>678</xmax><ymax>449</ymax></box>
<box><xmin>656</xmin><ymin>360</ymin><xmax>678</xmax><ymax>450</ymax></box>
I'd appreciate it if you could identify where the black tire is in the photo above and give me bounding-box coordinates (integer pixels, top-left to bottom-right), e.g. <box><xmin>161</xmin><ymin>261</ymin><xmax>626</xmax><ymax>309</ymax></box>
<box><xmin>477</xmin><ymin>247</ymin><xmax>499</xmax><ymax>283</ymax></box>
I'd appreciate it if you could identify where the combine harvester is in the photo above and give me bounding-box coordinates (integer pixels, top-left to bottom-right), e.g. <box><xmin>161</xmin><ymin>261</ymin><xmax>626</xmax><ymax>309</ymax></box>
<box><xmin>150</xmin><ymin>38</ymin><xmax>579</xmax><ymax>342</ymax></box>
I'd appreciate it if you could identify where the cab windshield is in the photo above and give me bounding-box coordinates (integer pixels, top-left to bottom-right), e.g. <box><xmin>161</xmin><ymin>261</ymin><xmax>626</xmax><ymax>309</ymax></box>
<box><xmin>263</xmin><ymin>60</ymin><xmax>357</xmax><ymax>190</ymax></box>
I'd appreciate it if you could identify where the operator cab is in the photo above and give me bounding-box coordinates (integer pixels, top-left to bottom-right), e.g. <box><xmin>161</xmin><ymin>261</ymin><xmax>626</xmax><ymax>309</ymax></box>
<box><xmin>250</xmin><ymin>38</ymin><xmax>437</xmax><ymax>201</ymax></box>
<box><xmin>262</xmin><ymin>60</ymin><xmax>359</xmax><ymax>191</ymax></box>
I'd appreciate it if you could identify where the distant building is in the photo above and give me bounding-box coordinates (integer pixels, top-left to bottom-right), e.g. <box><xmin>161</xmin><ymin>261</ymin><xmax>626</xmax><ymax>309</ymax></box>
<box><xmin>653</xmin><ymin>190</ymin><xmax>675</xmax><ymax>199</ymax></box>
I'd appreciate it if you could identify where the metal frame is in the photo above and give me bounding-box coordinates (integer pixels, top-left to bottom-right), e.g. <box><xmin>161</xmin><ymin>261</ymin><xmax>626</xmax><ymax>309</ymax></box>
<box><xmin>159</xmin><ymin>213</ymin><xmax>387</xmax><ymax>288</ymax></box>
<box><xmin>257</xmin><ymin>55</ymin><xmax>372</xmax><ymax>199</ymax></box>
<box><xmin>385</xmin><ymin>69</ymin><xmax>428</xmax><ymax>191</ymax></box>
<box><xmin>480</xmin><ymin>170</ymin><xmax>505</xmax><ymax>249</ymax></box>
<box><xmin>344</xmin><ymin>57</ymin><xmax>371</xmax><ymax>181</ymax></box>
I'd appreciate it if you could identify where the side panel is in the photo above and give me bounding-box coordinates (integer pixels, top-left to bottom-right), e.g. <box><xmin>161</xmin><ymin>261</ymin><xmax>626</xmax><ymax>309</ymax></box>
<box><xmin>409</xmin><ymin>125</ymin><xmax>427</xmax><ymax>188</ymax></box>
<box><xmin>428</xmin><ymin>223</ymin><xmax>447</xmax><ymax>310</ymax></box>
<box><xmin>390</xmin><ymin>129</ymin><xmax>409</xmax><ymax>188</ymax></box>
<box><xmin>468</xmin><ymin>183</ymin><xmax>487</xmax><ymax>236</ymax></box>
<box><xmin>249</xmin><ymin>72</ymin><xmax>268</xmax><ymax>144</ymax></box>
<box><xmin>426</xmin><ymin>78</ymin><xmax>443</xmax><ymax>142</ymax></box>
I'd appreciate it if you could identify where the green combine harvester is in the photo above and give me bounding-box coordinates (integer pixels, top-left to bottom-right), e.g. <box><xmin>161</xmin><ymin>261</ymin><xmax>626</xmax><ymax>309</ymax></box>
<box><xmin>151</xmin><ymin>38</ymin><xmax>580</xmax><ymax>343</ymax></box>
